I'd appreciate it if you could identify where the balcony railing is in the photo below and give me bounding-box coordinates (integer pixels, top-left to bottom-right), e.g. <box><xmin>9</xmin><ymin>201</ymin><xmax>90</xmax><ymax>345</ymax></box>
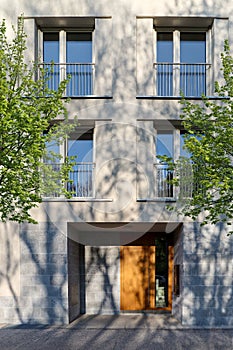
<box><xmin>39</xmin><ymin>63</ymin><xmax>95</xmax><ymax>96</ymax></box>
<box><xmin>154</xmin><ymin>162</ymin><xmax>202</xmax><ymax>199</ymax></box>
<box><xmin>42</xmin><ymin>162</ymin><xmax>94</xmax><ymax>198</ymax></box>
<box><xmin>68</xmin><ymin>162</ymin><xmax>94</xmax><ymax>197</ymax></box>
<box><xmin>154</xmin><ymin>163</ymin><xmax>173</xmax><ymax>198</ymax></box>
<box><xmin>154</xmin><ymin>63</ymin><xmax>211</xmax><ymax>97</ymax></box>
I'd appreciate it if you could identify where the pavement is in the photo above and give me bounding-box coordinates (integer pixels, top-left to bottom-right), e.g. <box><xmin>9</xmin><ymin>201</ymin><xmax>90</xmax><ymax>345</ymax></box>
<box><xmin>0</xmin><ymin>314</ymin><xmax>233</xmax><ymax>349</ymax></box>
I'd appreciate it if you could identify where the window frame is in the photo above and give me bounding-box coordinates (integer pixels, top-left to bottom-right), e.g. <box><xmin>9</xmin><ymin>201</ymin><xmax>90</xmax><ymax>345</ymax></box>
<box><xmin>38</xmin><ymin>28</ymin><xmax>95</xmax><ymax>96</ymax></box>
<box><xmin>153</xmin><ymin>27</ymin><xmax>212</xmax><ymax>97</ymax></box>
<box><xmin>43</xmin><ymin>125</ymin><xmax>96</xmax><ymax>199</ymax></box>
<box><xmin>153</xmin><ymin>126</ymin><xmax>199</xmax><ymax>199</ymax></box>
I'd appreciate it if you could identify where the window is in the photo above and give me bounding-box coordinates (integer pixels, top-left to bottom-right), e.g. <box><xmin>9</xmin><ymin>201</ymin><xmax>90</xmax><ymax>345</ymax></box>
<box><xmin>153</xmin><ymin>128</ymin><xmax>201</xmax><ymax>199</ymax></box>
<box><xmin>67</xmin><ymin>130</ymin><xmax>94</xmax><ymax>197</ymax></box>
<box><xmin>179</xmin><ymin>131</ymin><xmax>202</xmax><ymax>198</ymax></box>
<box><xmin>42</xmin><ymin>31</ymin><xmax>94</xmax><ymax>96</ymax></box>
<box><xmin>155</xmin><ymin>31</ymin><xmax>210</xmax><ymax>97</ymax></box>
<box><xmin>155</xmin><ymin>131</ymin><xmax>174</xmax><ymax>198</ymax></box>
<box><xmin>43</xmin><ymin>128</ymin><xmax>94</xmax><ymax>198</ymax></box>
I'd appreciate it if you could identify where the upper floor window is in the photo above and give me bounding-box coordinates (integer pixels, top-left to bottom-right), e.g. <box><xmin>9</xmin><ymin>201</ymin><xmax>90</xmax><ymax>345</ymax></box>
<box><xmin>67</xmin><ymin>129</ymin><xmax>94</xmax><ymax>197</ymax></box>
<box><xmin>155</xmin><ymin>131</ymin><xmax>174</xmax><ymax>198</ymax></box>
<box><xmin>42</xmin><ymin>31</ymin><xmax>94</xmax><ymax>96</ymax></box>
<box><xmin>155</xmin><ymin>31</ymin><xmax>210</xmax><ymax>97</ymax></box>
<box><xmin>43</xmin><ymin>127</ymin><xmax>94</xmax><ymax>198</ymax></box>
<box><xmin>154</xmin><ymin>128</ymin><xmax>201</xmax><ymax>199</ymax></box>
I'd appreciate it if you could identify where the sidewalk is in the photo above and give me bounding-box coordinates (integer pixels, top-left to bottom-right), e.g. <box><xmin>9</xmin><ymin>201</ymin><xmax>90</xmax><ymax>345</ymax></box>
<box><xmin>1</xmin><ymin>315</ymin><xmax>233</xmax><ymax>350</ymax></box>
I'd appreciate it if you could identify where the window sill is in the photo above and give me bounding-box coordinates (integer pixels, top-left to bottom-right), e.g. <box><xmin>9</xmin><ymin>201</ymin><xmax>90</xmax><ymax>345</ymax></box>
<box><xmin>137</xmin><ymin>198</ymin><xmax>176</xmax><ymax>202</ymax></box>
<box><xmin>62</xmin><ymin>95</ymin><xmax>113</xmax><ymax>99</ymax></box>
<box><xmin>136</xmin><ymin>95</ymin><xmax>229</xmax><ymax>100</ymax></box>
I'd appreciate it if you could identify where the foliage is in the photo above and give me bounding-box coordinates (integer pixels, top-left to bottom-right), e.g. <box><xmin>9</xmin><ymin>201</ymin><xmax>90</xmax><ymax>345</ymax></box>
<box><xmin>0</xmin><ymin>17</ymin><xmax>75</xmax><ymax>223</ymax></box>
<box><xmin>165</xmin><ymin>40</ymin><xmax>233</xmax><ymax>233</ymax></box>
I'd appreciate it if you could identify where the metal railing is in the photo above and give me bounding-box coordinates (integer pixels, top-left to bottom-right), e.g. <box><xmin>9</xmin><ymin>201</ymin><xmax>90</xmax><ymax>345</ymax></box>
<box><xmin>39</xmin><ymin>63</ymin><xmax>95</xmax><ymax>96</ymax></box>
<box><xmin>154</xmin><ymin>63</ymin><xmax>211</xmax><ymax>97</ymax></box>
<box><xmin>154</xmin><ymin>162</ymin><xmax>202</xmax><ymax>199</ymax></box>
<box><xmin>68</xmin><ymin>162</ymin><xmax>94</xmax><ymax>197</ymax></box>
<box><xmin>154</xmin><ymin>163</ymin><xmax>174</xmax><ymax>198</ymax></box>
<box><xmin>42</xmin><ymin>162</ymin><xmax>94</xmax><ymax>198</ymax></box>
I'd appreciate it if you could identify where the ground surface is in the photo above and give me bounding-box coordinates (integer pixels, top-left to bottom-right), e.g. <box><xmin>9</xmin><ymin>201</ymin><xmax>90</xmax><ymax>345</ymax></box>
<box><xmin>0</xmin><ymin>315</ymin><xmax>233</xmax><ymax>350</ymax></box>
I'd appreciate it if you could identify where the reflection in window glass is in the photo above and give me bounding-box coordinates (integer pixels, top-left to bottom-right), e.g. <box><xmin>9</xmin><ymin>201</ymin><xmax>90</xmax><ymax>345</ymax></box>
<box><xmin>67</xmin><ymin>136</ymin><xmax>93</xmax><ymax>197</ymax></box>
<box><xmin>180</xmin><ymin>33</ymin><xmax>206</xmax><ymax>96</ymax></box>
<box><xmin>66</xmin><ymin>32</ymin><xmax>93</xmax><ymax>95</ymax></box>
<box><xmin>157</xmin><ymin>33</ymin><xmax>173</xmax><ymax>96</ymax></box>
<box><xmin>43</xmin><ymin>33</ymin><xmax>59</xmax><ymax>63</ymax></box>
<box><xmin>44</xmin><ymin>139</ymin><xmax>60</xmax><ymax>163</ymax></box>
<box><xmin>43</xmin><ymin>33</ymin><xmax>60</xmax><ymax>90</ymax></box>
<box><xmin>68</xmin><ymin>139</ymin><xmax>93</xmax><ymax>162</ymax></box>
<box><xmin>180</xmin><ymin>133</ymin><xmax>191</xmax><ymax>158</ymax></box>
<box><xmin>156</xmin><ymin>131</ymin><xmax>174</xmax><ymax>198</ymax></box>
<box><xmin>156</xmin><ymin>131</ymin><xmax>174</xmax><ymax>160</ymax></box>
<box><xmin>66</xmin><ymin>32</ymin><xmax>92</xmax><ymax>63</ymax></box>
<box><xmin>180</xmin><ymin>33</ymin><xmax>206</xmax><ymax>63</ymax></box>
<box><xmin>155</xmin><ymin>238</ymin><xmax>168</xmax><ymax>308</ymax></box>
<box><xmin>157</xmin><ymin>33</ymin><xmax>173</xmax><ymax>63</ymax></box>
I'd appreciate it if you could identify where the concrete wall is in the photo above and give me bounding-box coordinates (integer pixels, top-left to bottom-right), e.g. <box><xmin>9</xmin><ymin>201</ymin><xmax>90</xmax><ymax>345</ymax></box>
<box><xmin>182</xmin><ymin>223</ymin><xmax>233</xmax><ymax>326</ymax></box>
<box><xmin>0</xmin><ymin>222</ymin><xmax>69</xmax><ymax>324</ymax></box>
<box><xmin>85</xmin><ymin>246</ymin><xmax>120</xmax><ymax>314</ymax></box>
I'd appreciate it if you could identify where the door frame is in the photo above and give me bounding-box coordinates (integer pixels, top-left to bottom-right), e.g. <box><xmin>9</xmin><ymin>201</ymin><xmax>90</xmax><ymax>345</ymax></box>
<box><xmin>120</xmin><ymin>243</ymin><xmax>174</xmax><ymax>312</ymax></box>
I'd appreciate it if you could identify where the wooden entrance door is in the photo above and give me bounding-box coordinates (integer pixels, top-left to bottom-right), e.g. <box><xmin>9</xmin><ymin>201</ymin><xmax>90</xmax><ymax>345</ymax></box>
<box><xmin>120</xmin><ymin>246</ymin><xmax>155</xmax><ymax>310</ymax></box>
<box><xmin>120</xmin><ymin>245</ymin><xmax>173</xmax><ymax>311</ymax></box>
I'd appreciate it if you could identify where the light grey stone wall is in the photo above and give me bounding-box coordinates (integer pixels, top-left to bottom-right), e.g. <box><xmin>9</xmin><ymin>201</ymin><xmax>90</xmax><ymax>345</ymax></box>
<box><xmin>85</xmin><ymin>246</ymin><xmax>120</xmax><ymax>314</ymax></box>
<box><xmin>18</xmin><ymin>222</ymin><xmax>69</xmax><ymax>324</ymax></box>
<box><xmin>18</xmin><ymin>222</ymin><xmax>68</xmax><ymax>324</ymax></box>
<box><xmin>0</xmin><ymin>222</ymin><xmax>20</xmax><ymax>323</ymax></box>
<box><xmin>182</xmin><ymin>223</ymin><xmax>233</xmax><ymax>327</ymax></box>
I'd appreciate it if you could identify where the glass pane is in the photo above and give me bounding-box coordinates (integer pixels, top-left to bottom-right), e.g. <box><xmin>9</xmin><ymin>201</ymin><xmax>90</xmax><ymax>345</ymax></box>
<box><xmin>180</xmin><ymin>132</ymin><xmax>191</xmax><ymax>158</ymax></box>
<box><xmin>43</xmin><ymin>32</ymin><xmax>59</xmax><ymax>62</ymax></box>
<box><xmin>157</xmin><ymin>33</ymin><xmax>173</xmax><ymax>96</ymax></box>
<box><xmin>180</xmin><ymin>33</ymin><xmax>206</xmax><ymax>63</ymax></box>
<box><xmin>157</xmin><ymin>33</ymin><xmax>173</xmax><ymax>62</ymax></box>
<box><xmin>68</xmin><ymin>139</ymin><xmax>93</xmax><ymax>162</ymax></box>
<box><xmin>43</xmin><ymin>33</ymin><xmax>59</xmax><ymax>90</ymax></box>
<box><xmin>66</xmin><ymin>32</ymin><xmax>93</xmax><ymax>95</ymax></box>
<box><xmin>44</xmin><ymin>139</ymin><xmax>60</xmax><ymax>163</ymax></box>
<box><xmin>67</xmin><ymin>138</ymin><xmax>93</xmax><ymax>197</ymax></box>
<box><xmin>156</xmin><ymin>131</ymin><xmax>174</xmax><ymax>160</ymax></box>
<box><xmin>155</xmin><ymin>238</ymin><xmax>168</xmax><ymax>308</ymax></box>
<box><xmin>180</xmin><ymin>33</ymin><xmax>206</xmax><ymax>96</ymax></box>
<box><xmin>156</xmin><ymin>132</ymin><xmax>173</xmax><ymax>197</ymax></box>
<box><xmin>66</xmin><ymin>32</ymin><xmax>92</xmax><ymax>63</ymax></box>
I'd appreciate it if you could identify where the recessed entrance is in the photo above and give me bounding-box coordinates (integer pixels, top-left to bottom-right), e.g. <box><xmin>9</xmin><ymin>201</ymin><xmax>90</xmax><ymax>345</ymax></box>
<box><xmin>120</xmin><ymin>238</ymin><xmax>174</xmax><ymax>311</ymax></box>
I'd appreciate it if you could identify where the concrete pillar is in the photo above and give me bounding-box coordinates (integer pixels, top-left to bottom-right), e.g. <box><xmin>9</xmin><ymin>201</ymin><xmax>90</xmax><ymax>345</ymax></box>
<box><xmin>136</xmin><ymin>18</ymin><xmax>154</xmax><ymax>95</ymax></box>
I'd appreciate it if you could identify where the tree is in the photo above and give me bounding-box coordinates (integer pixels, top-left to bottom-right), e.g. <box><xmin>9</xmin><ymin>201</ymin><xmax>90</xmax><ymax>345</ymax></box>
<box><xmin>165</xmin><ymin>41</ymin><xmax>233</xmax><ymax>233</ymax></box>
<box><xmin>0</xmin><ymin>17</ymin><xmax>75</xmax><ymax>223</ymax></box>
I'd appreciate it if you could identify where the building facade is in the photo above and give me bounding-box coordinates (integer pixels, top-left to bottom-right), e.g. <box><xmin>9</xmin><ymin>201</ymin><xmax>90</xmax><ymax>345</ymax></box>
<box><xmin>0</xmin><ymin>0</ymin><xmax>233</xmax><ymax>326</ymax></box>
